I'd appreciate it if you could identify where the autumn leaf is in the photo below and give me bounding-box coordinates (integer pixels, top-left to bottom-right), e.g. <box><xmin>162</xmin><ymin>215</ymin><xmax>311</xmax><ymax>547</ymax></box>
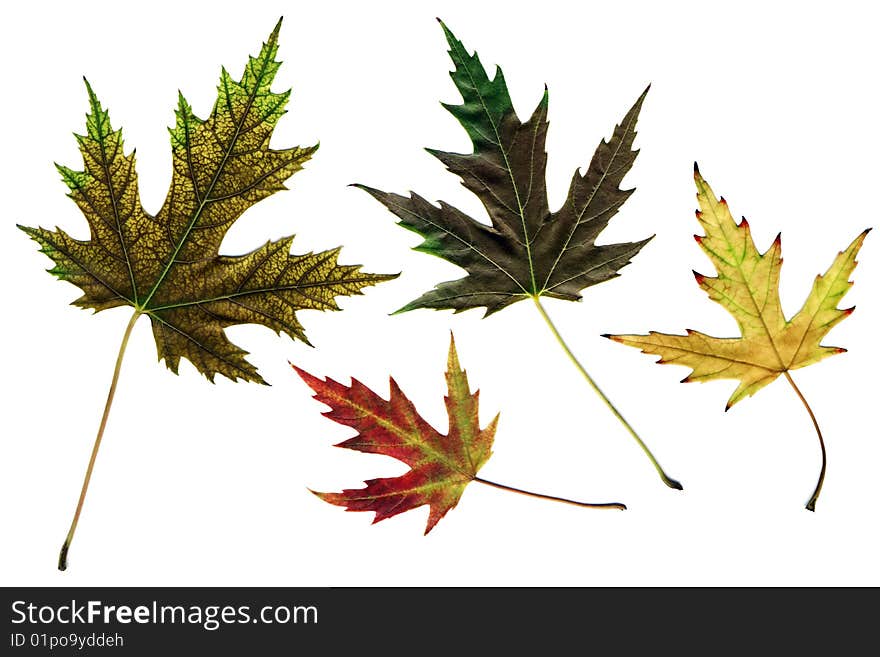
<box><xmin>356</xmin><ymin>20</ymin><xmax>679</xmax><ymax>489</ymax></box>
<box><xmin>608</xmin><ymin>164</ymin><xmax>870</xmax><ymax>510</ymax></box>
<box><xmin>21</xmin><ymin>19</ymin><xmax>395</xmax><ymax>569</ymax></box>
<box><xmin>22</xmin><ymin>20</ymin><xmax>393</xmax><ymax>383</ymax></box>
<box><xmin>357</xmin><ymin>21</ymin><xmax>650</xmax><ymax>316</ymax></box>
<box><xmin>295</xmin><ymin>335</ymin><xmax>625</xmax><ymax>533</ymax></box>
<box><xmin>295</xmin><ymin>336</ymin><xmax>496</xmax><ymax>532</ymax></box>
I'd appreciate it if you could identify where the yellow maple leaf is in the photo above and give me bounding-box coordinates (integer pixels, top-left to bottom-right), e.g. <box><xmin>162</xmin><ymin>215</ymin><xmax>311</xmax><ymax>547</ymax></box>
<box><xmin>608</xmin><ymin>164</ymin><xmax>869</xmax><ymax>510</ymax></box>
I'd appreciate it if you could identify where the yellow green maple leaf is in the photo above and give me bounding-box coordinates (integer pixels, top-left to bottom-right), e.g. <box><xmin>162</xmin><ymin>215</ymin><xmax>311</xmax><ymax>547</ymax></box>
<box><xmin>21</xmin><ymin>19</ymin><xmax>395</xmax><ymax>569</ymax></box>
<box><xmin>608</xmin><ymin>164</ymin><xmax>869</xmax><ymax>510</ymax></box>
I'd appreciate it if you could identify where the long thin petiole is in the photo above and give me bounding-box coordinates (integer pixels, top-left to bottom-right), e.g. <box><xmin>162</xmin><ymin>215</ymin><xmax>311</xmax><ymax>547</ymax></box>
<box><xmin>783</xmin><ymin>371</ymin><xmax>826</xmax><ymax>511</ymax></box>
<box><xmin>58</xmin><ymin>310</ymin><xmax>141</xmax><ymax>571</ymax></box>
<box><xmin>473</xmin><ymin>477</ymin><xmax>626</xmax><ymax>510</ymax></box>
<box><xmin>531</xmin><ymin>295</ymin><xmax>682</xmax><ymax>490</ymax></box>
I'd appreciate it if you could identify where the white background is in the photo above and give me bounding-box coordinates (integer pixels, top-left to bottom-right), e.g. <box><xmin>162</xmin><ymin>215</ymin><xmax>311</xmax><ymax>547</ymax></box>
<box><xmin>1</xmin><ymin>0</ymin><xmax>878</xmax><ymax>586</ymax></box>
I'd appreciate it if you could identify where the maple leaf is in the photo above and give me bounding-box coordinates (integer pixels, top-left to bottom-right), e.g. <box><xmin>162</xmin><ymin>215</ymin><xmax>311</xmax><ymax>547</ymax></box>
<box><xmin>357</xmin><ymin>21</ymin><xmax>651</xmax><ymax>315</ymax></box>
<box><xmin>608</xmin><ymin>164</ymin><xmax>870</xmax><ymax>510</ymax></box>
<box><xmin>355</xmin><ymin>20</ymin><xmax>680</xmax><ymax>490</ymax></box>
<box><xmin>295</xmin><ymin>335</ymin><xmax>625</xmax><ymax>533</ymax></box>
<box><xmin>21</xmin><ymin>19</ymin><xmax>394</xmax><ymax>384</ymax></box>
<box><xmin>20</xmin><ymin>19</ymin><xmax>395</xmax><ymax>569</ymax></box>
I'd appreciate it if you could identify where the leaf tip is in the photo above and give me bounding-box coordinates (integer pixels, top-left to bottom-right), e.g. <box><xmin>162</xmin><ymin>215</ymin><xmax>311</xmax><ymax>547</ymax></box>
<box><xmin>392</xmin><ymin>300</ymin><xmax>417</xmax><ymax>315</ymax></box>
<box><xmin>423</xmin><ymin>515</ymin><xmax>441</xmax><ymax>535</ymax></box>
<box><xmin>693</xmin><ymin>161</ymin><xmax>700</xmax><ymax>175</ymax></box>
<box><xmin>446</xmin><ymin>332</ymin><xmax>462</xmax><ymax>372</ymax></box>
<box><xmin>437</xmin><ymin>17</ymin><xmax>455</xmax><ymax>41</ymax></box>
<box><xmin>291</xmin><ymin>362</ymin><xmax>321</xmax><ymax>390</ymax></box>
<box><xmin>309</xmin><ymin>488</ymin><xmax>334</xmax><ymax>504</ymax></box>
<box><xmin>268</xmin><ymin>16</ymin><xmax>283</xmax><ymax>43</ymax></box>
<box><xmin>350</xmin><ymin>182</ymin><xmax>378</xmax><ymax>197</ymax></box>
<box><xmin>175</xmin><ymin>89</ymin><xmax>190</xmax><ymax>112</ymax></box>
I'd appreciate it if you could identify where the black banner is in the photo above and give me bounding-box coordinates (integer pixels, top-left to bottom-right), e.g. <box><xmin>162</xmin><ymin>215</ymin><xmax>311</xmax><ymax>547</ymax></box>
<box><xmin>0</xmin><ymin>587</ymin><xmax>869</xmax><ymax>653</ymax></box>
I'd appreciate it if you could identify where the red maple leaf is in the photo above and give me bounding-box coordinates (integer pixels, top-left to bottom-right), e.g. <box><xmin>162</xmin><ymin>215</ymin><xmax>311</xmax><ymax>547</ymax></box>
<box><xmin>293</xmin><ymin>336</ymin><xmax>496</xmax><ymax>533</ymax></box>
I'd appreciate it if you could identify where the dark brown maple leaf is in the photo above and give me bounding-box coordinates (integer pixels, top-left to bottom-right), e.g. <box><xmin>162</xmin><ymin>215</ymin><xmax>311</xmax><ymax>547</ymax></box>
<box><xmin>353</xmin><ymin>21</ymin><xmax>679</xmax><ymax>491</ymax></box>
<box><xmin>356</xmin><ymin>20</ymin><xmax>651</xmax><ymax>315</ymax></box>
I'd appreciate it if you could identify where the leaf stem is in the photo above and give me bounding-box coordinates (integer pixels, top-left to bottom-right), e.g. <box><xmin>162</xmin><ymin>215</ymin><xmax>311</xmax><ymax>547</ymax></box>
<box><xmin>531</xmin><ymin>296</ymin><xmax>682</xmax><ymax>490</ymax></box>
<box><xmin>783</xmin><ymin>371</ymin><xmax>826</xmax><ymax>512</ymax></box>
<box><xmin>58</xmin><ymin>310</ymin><xmax>141</xmax><ymax>571</ymax></box>
<box><xmin>473</xmin><ymin>477</ymin><xmax>625</xmax><ymax>510</ymax></box>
